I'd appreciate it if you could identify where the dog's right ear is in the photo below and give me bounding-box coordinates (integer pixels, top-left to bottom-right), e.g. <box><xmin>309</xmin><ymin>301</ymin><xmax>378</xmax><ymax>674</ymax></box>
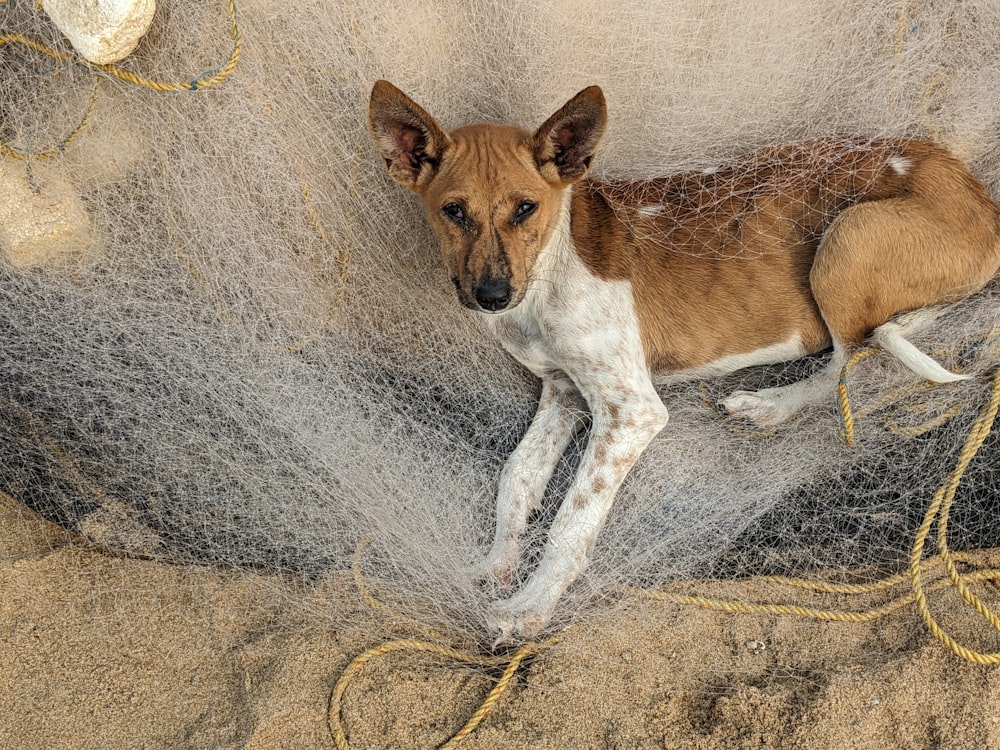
<box><xmin>368</xmin><ymin>80</ymin><xmax>450</xmax><ymax>191</ymax></box>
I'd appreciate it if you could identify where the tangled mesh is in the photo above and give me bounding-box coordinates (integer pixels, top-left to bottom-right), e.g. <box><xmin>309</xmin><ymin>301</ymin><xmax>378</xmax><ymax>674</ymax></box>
<box><xmin>2</xmin><ymin>0</ymin><xmax>1000</xmax><ymax>646</ymax></box>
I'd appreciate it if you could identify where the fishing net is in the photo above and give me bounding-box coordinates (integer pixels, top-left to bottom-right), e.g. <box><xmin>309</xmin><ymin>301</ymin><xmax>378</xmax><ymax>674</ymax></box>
<box><xmin>3</xmin><ymin>0</ymin><xmax>1000</xmax><ymax>669</ymax></box>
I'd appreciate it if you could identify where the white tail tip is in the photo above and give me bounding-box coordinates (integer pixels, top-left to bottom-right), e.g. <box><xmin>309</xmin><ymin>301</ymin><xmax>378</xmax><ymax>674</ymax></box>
<box><xmin>871</xmin><ymin>322</ymin><xmax>969</xmax><ymax>383</ymax></box>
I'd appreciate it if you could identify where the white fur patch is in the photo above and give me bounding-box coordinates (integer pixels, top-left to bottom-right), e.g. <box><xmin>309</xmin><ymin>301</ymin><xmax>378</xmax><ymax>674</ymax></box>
<box><xmin>658</xmin><ymin>333</ymin><xmax>808</xmax><ymax>383</ymax></box>
<box><xmin>888</xmin><ymin>156</ymin><xmax>911</xmax><ymax>176</ymax></box>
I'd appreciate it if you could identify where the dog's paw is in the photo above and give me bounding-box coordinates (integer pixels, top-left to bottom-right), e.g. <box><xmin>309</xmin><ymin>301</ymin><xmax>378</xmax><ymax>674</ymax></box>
<box><xmin>486</xmin><ymin>597</ymin><xmax>552</xmax><ymax>647</ymax></box>
<box><xmin>470</xmin><ymin>560</ymin><xmax>514</xmax><ymax>596</ymax></box>
<box><xmin>720</xmin><ymin>389</ymin><xmax>789</xmax><ymax>427</ymax></box>
<box><xmin>472</xmin><ymin>540</ymin><xmax>522</xmax><ymax>593</ymax></box>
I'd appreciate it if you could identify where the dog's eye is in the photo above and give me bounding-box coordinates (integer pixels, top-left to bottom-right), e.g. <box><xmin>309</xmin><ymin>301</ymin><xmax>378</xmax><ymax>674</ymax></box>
<box><xmin>513</xmin><ymin>200</ymin><xmax>537</xmax><ymax>223</ymax></box>
<box><xmin>441</xmin><ymin>202</ymin><xmax>466</xmax><ymax>223</ymax></box>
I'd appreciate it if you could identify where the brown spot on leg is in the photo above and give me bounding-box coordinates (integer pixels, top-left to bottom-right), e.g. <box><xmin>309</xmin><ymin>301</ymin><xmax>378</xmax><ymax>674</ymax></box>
<box><xmin>592</xmin><ymin>440</ymin><xmax>608</xmax><ymax>465</ymax></box>
<box><xmin>612</xmin><ymin>455</ymin><xmax>631</xmax><ymax>472</ymax></box>
<box><xmin>606</xmin><ymin>402</ymin><xmax>620</xmax><ymax>424</ymax></box>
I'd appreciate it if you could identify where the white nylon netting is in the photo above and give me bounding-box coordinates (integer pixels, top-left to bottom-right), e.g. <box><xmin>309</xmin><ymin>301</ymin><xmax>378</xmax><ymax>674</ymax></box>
<box><xmin>2</xmin><ymin>0</ymin><xmax>1000</xmax><ymax>642</ymax></box>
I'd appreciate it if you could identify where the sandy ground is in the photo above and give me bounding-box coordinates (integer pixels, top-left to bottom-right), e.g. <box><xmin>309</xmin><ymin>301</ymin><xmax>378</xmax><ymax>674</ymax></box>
<box><xmin>3</xmin><ymin>491</ymin><xmax>1000</xmax><ymax>750</ymax></box>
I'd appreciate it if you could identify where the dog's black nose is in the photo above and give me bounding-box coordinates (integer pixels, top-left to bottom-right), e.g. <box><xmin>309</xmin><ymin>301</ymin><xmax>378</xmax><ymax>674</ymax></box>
<box><xmin>474</xmin><ymin>277</ymin><xmax>512</xmax><ymax>311</ymax></box>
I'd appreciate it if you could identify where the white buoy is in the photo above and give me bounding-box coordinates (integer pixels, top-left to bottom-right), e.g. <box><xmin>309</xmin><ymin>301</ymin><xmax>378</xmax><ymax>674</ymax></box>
<box><xmin>41</xmin><ymin>0</ymin><xmax>156</xmax><ymax>65</ymax></box>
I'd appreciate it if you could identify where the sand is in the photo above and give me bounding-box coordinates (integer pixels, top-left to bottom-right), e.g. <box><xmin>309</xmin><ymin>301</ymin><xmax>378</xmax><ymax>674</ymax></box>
<box><xmin>3</xmin><ymin>491</ymin><xmax>1000</xmax><ymax>750</ymax></box>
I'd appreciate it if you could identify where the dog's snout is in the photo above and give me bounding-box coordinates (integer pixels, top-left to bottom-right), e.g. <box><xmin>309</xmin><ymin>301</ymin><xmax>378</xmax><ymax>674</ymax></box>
<box><xmin>474</xmin><ymin>277</ymin><xmax>513</xmax><ymax>312</ymax></box>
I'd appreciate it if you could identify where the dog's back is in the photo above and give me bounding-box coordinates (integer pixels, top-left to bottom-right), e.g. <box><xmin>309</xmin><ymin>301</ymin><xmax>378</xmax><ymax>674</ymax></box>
<box><xmin>568</xmin><ymin>139</ymin><xmax>1000</xmax><ymax>375</ymax></box>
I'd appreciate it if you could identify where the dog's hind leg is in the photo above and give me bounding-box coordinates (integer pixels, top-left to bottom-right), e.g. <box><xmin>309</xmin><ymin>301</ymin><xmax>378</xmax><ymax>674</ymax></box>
<box><xmin>721</xmin><ymin>342</ymin><xmax>849</xmax><ymax>427</ymax></box>
<box><xmin>724</xmin><ymin>196</ymin><xmax>979</xmax><ymax>427</ymax></box>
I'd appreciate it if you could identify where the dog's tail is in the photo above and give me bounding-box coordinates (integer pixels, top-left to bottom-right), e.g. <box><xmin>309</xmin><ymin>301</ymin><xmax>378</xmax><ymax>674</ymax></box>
<box><xmin>869</xmin><ymin>308</ymin><xmax>970</xmax><ymax>383</ymax></box>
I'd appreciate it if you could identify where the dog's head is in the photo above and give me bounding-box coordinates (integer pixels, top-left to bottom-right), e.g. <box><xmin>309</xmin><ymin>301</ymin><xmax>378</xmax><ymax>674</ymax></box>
<box><xmin>369</xmin><ymin>80</ymin><xmax>607</xmax><ymax>313</ymax></box>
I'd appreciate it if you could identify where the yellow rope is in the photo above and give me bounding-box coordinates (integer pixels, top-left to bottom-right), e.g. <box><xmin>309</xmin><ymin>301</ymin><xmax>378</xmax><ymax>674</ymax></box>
<box><xmin>330</xmin><ymin>537</ymin><xmax>558</xmax><ymax>749</ymax></box>
<box><xmin>883</xmin><ymin>400</ymin><xmax>964</xmax><ymax>437</ymax></box>
<box><xmin>1</xmin><ymin>0</ymin><xmax>241</xmax><ymax>159</ymax></box>
<box><xmin>837</xmin><ymin>340</ymin><xmax>982</xmax><ymax>445</ymax></box>
<box><xmin>837</xmin><ymin>347</ymin><xmax>880</xmax><ymax>447</ymax></box>
<box><xmin>3</xmin><ymin>0</ymin><xmax>241</xmax><ymax>91</ymax></box>
<box><xmin>0</xmin><ymin>61</ymin><xmax>101</xmax><ymax>160</ymax></box>
<box><xmin>333</xmin><ymin>359</ymin><xmax>1000</xmax><ymax>748</ymax></box>
<box><xmin>841</xmin><ymin>323</ymin><xmax>1000</xmax><ymax>443</ymax></box>
<box><xmin>93</xmin><ymin>0</ymin><xmax>242</xmax><ymax>94</ymax></box>
<box><xmin>626</xmin><ymin>567</ymin><xmax>1000</xmax><ymax>624</ymax></box>
<box><xmin>327</xmin><ymin>637</ymin><xmax>548</xmax><ymax>750</ymax></box>
<box><xmin>908</xmin><ymin>368</ymin><xmax>1000</xmax><ymax>663</ymax></box>
<box><xmin>638</xmin><ymin>366</ymin><xmax>1000</xmax><ymax>663</ymax></box>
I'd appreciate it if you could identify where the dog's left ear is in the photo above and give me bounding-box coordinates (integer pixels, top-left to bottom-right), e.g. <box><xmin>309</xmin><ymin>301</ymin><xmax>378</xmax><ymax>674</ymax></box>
<box><xmin>529</xmin><ymin>86</ymin><xmax>607</xmax><ymax>184</ymax></box>
<box><xmin>369</xmin><ymin>80</ymin><xmax>451</xmax><ymax>191</ymax></box>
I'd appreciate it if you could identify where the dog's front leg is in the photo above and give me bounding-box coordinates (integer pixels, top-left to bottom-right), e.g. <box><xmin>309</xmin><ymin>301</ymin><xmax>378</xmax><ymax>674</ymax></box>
<box><xmin>483</xmin><ymin>375</ymin><xmax>586</xmax><ymax>586</ymax></box>
<box><xmin>488</xmin><ymin>381</ymin><xmax>669</xmax><ymax>641</ymax></box>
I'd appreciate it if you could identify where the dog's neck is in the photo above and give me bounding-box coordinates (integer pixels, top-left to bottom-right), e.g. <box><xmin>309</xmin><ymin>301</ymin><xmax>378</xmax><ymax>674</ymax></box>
<box><xmin>524</xmin><ymin>186</ymin><xmax>576</xmax><ymax>309</ymax></box>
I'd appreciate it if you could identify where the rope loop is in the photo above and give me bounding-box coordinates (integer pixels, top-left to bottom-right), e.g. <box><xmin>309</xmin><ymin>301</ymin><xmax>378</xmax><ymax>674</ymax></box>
<box><xmin>329</xmin><ymin>538</ymin><xmax>558</xmax><ymax>749</ymax></box>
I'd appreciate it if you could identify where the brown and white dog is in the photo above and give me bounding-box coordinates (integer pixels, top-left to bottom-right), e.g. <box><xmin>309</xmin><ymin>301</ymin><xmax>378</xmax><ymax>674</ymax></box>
<box><xmin>368</xmin><ymin>80</ymin><xmax>1000</xmax><ymax>641</ymax></box>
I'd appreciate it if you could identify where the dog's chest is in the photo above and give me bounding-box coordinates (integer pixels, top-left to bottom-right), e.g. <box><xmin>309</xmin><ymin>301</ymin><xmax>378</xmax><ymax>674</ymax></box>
<box><xmin>483</xmin><ymin>259</ymin><xmax>650</xmax><ymax>393</ymax></box>
<box><xmin>487</xmin><ymin>302</ymin><xmax>558</xmax><ymax>378</ymax></box>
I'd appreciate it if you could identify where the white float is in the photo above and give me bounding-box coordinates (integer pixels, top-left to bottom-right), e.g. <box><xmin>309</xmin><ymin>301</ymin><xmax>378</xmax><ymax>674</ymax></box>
<box><xmin>41</xmin><ymin>0</ymin><xmax>156</xmax><ymax>65</ymax></box>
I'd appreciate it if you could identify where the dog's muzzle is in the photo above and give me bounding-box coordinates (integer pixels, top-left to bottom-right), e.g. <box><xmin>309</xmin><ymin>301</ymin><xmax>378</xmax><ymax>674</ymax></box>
<box><xmin>473</xmin><ymin>276</ymin><xmax>513</xmax><ymax>312</ymax></box>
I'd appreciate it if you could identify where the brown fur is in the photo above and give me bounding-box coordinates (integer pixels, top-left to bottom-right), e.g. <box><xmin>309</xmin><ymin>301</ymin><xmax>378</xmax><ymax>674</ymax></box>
<box><xmin>573</xmin><ymin>139</ymin><xmax>1000</xmax><ymax>370</ymax></box>
<box><xmin>416</xmin><ymin>124</ymin><xmax>565</xmax><ymax>311</ymax></box>
<box><xmin>369</xmin><ymin>81</ymin><xmax>606</xmax><ymax>313</ymax></box>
